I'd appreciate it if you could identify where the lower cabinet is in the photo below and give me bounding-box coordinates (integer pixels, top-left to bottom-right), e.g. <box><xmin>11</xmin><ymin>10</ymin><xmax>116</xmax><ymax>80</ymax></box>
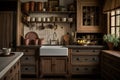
<box><xmin>16</xmin><ymin>46</ymin><xmax>39</xmax><ymax>77</ymax></box>
<box><xmin>69</xmin><ymin>47</ymin><xmax>102</xmax><ymax>75</ymax></box>
<box><xmin>40</xmin><ymin>57</ymin><xmax>68</xmax><ymax>77</ymax></box>
<box><xmin>0</xmin><ymin>60</ymin><xmax>21</xmax><ymax>80</ymax></box>
<box><xmin>101</xmin><ymin>50</ymin><xmax>120</xmax><ymax>80</ymax></box>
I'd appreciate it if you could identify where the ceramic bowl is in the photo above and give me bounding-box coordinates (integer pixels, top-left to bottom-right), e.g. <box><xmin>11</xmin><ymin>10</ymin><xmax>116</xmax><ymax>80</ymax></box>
<box><xmin>2</xmin><ymin>48</ymin><xmax>11</xmax><ymax>55</ymax></box>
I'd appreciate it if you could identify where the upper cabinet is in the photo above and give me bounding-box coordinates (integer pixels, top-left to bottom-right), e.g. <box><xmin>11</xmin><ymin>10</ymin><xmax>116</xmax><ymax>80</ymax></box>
<box><xmin>77</xmin><ymin>0</ymin><xmax>102</xmax><ymax>33</ymax></box>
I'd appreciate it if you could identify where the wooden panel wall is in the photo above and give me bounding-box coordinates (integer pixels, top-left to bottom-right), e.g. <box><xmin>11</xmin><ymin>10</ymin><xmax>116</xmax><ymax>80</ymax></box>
<box><xmin>0</xmin><ymin>11</ymin><xmax>16</xmax><ymax>48</ymax></box>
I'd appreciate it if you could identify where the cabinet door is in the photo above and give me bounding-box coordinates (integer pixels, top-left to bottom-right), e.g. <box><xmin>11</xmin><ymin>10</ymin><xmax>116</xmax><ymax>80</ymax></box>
<box><xmin>77</xmin><ymin>0</ymin><xmax>101</xmax><ymax>33</ymax></box>
<box><xmin>40</xmin><ymin>57</ymin><xmax>52</xmax><ymax>74</ymax></box>
<box><xmin>54</xmin><ymin>57</ymin><xmax>67</xmax><ymax>74</ymax></box>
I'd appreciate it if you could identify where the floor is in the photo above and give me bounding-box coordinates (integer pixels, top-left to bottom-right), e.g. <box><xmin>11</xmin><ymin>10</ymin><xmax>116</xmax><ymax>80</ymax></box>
<box><xmin>21</xmin><ymin>78</ymin><xmax>100</xmax><ymax>80</ymax></box>
<box><xmin>21</xmin><ymin>75</ymin><xmax>101</xmax><ymax>80</ymax></box>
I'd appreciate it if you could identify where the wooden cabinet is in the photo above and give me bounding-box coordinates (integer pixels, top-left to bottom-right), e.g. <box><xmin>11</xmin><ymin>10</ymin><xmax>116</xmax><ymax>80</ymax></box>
<box><xmin>69</xmin><ymin>47</ymin><xmax>102</xmax><ymax>75</ymax></box>
<box><xmin>40</xmin><ymin>57</ymin><xmax>68</xmax><ymax>77</ymax></box>
<box><xmin>0</xmin><ymin>60</ymin><xmax>21</xmax><ymax>80</ymax></box>
<box><xmin>16</xmin><ymin>46</ymin><xmax>39</xmax><ymax>77</ymax></box>
<box><xmin>101</xmin><ymin>50</ymin><xmax>120</xmax><ymax>80</ymax></box>
<box><xmin>77</xmin><ymin>0</ymin><xmax>102</xmax><ymax>33</ymax></box>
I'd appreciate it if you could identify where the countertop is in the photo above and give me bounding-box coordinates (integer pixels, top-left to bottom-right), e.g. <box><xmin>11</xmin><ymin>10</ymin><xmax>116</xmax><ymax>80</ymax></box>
<box><xmin>102</xmin><ymin>50</ymin><xmax>120</xmax><ymax>58</ymax></box>
<box><xmin>16</xmin><ymin>45</ymin><xmax>104</xmax><ymax>49</ymax></box>
<box><xmin>0</xmin><ymin>52</ymin><xmax>23</xmax><ymax>79</ymax></box>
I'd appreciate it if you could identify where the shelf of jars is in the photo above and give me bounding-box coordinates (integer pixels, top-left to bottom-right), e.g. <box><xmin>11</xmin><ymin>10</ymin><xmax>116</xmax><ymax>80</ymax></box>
<box><xmin>22</xmin><ymin>15</ymin><xmax>74</xmax><ymax>26</ymax></box>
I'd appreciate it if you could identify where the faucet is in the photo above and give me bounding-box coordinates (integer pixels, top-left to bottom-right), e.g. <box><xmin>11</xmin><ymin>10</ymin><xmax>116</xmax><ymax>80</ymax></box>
<box><xmin>53</xmin><ymin>32</ymin><xmax>57</xmax><ymax>40</ymax></box>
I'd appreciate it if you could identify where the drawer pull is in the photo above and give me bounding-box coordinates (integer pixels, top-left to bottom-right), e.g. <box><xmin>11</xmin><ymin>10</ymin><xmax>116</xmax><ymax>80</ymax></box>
<box><xmin>77</xmin><ymin>50</ymin><xmax>79</xmax><ymax>52</ymax></box>
<box><xmin>84</xmin><ymin>68</ymin><xmax>88</xmax><ymax>70</ymax></box>
<box><xmin>25</xmin><ymin>57</ymin><xmax>28</xmax><ymax>60</ymax></box>
<box><xmin>85</xmin><ymin>58</ymin><xmax>88</xmax><ymax>61</ymax></box>
<box><xmin>76</xmin><ymin>58</ymin><xmax>79</xmax><ymax>61</ymax></box>
<box><xmin>25</xmin><ymin>68</ymin><xmax>28</xmax><ymax>70</ymax></box>
<box><xmin>76</xmin><ymin>68</ymin><xmax>79</xmax><ymax>71</ymax></box>
<box><xmin>92</xmin><ymin>58</ymin><xmax>96</xmax><ymax>61</ymax></box>
<box><xmin>93</xmin><ymin>50</ymin><xmax>95</xmax><ymax>52</ymax></box>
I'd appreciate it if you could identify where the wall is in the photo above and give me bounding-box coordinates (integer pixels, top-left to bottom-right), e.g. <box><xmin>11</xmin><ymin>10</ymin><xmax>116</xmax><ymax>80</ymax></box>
<box><xmin>21</xmin><ymin>0</ymin><xmax>75</xmax><ymax>44</ymax></box>
<box><xmin>23</xmin><ymin>13</ymin><xmax>75</xmax><ymax>44</ymax></box>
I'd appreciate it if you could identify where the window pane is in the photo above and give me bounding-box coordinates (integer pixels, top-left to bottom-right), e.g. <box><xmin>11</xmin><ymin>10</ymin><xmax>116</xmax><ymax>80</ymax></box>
<box><xmin>111</xmin><ymin>16</ymin><xmax>115</xmax><ymax>26</ymax></box>
<box><xmin>111</xmin><ymin>11</ymin><xmax>115</xmax><ymax>16</ymax></box>
<box><xmin>116</xmin><ymin>15</ymin><xmax>120</xmax><ymax>26</ymax></box>
<box><xmin>116</xmin><ymin>9</ymin><xmax>120</xmax><ymax>14</ymax></box>
<box><xmin>116</xmin><ymin>27</ymin><xmax>120</xmax><ymax>37</ymax></box>
<box><xmin>111</xmin><ymin>27</ymin><xmax>115</xmax><ymax>34</ymax></box>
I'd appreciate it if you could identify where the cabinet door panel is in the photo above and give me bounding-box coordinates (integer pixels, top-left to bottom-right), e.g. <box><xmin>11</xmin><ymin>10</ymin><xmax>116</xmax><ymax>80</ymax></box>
<box><xmin>54</xmin><ymin>58</ymin><xmax>67</xmax><ymax>73</ymax></box>
<box><xmin>41</xmin><ymin>57</ymin><xmax>52</xmax><ymax>73</ymax></box>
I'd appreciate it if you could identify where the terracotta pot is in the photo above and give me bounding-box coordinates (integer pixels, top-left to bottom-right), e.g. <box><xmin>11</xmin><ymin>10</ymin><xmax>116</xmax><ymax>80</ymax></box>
<box><xmin>24</xmin><ymin>39</ymin><xmax>30</xmax><ymax>45</ymax></box>
<box><xmin>107</xmin><ymin>42</ymin><xmax>114</xmax><ymax>50</ymax></box>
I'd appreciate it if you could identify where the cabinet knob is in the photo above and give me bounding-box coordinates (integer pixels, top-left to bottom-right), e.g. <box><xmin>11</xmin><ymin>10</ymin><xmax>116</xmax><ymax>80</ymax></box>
<box><xmin>25</xmin><ymin>57</ymin><xmax>28</xmax><ymax>60</ymax></box>
<box><xmin>85</xmin><ymin>58</ymin><xmax>88</xmax><ymax>61</ymax></box>
<box><xmin>76</xmin><ymin>68</ymin><xmax>79</xmax><ymax>71</ymax></box>
<box><xmin>25</xmin><ymin>68</ymin><xmax>28</xmax><ymax>70</ymax></box>
<box><xmin>76</xmin><ymin>58</ymin><xmax>79</xmax><ymax>61</ymax></box>
<box><xmin>92</xmin><ymin>58</ymin><xmax>96</xmax><ymax>61</ymax></box>
<box><xmin>93</xmin><ymin>50</ymin><xmax>95</xmax><ymax>52</ymax></box>
<box><xmin>76</xmin><ymin>50</ymin><xmax>79</xmax><ymax>52</ymax></box>
<box><xmin>84</xmin><ymin>68</ymin><xmax>88</xmax><ymax>70</ymax></box>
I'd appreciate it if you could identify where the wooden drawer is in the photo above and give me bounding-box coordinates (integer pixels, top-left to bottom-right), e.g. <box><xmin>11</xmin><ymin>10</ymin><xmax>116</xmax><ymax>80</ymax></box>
<box><xmin>16</xmin><ymin>48</ymin><xmax>35</xmax><ymax>55</ymax></box>
<box><xmin>71</xmin><ymin>55</ymin><xmax>99</xmax><ymax>64</ymax></box>
<box><xmin>21</xmin><ymin>65</ymin><xmax>36</xmax><ymax>74</ymax></box>
<box><xmin>71</xmin><ymin>49</ymin><xmax>100</xmax><ymax>55</ymax></box>
<box><xmin>71</xmin><ymin>65</ymin><xmax>99</xmax><ymax>74</ymax></box>
<box><xmin>21</xmin><ymin>56</ymin><xmax>35</xmax><ymax>65</ymax></box>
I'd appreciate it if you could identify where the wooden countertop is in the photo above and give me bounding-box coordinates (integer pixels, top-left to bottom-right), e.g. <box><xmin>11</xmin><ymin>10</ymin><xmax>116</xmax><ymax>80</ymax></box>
<box><xmin>0</xmin><ymin>52</ymin><xmax>23</xmax><ymax>79</ymax></box>
<box><xmin>17</xmin><ymin>45</ymin><xmax>104</xmax><ymax>49</ymax></box>
<box><xmin>102</xmin><ymin>50</ymin><xmax>120</xmax><ymax>58</ymax></box>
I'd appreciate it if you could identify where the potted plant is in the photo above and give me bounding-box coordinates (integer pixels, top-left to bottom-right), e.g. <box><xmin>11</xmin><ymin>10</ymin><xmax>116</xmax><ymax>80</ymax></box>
<box><xmin>103</xmin><ymin>34</ymin><xmax>120</xmax><ymax>50</ymax></box>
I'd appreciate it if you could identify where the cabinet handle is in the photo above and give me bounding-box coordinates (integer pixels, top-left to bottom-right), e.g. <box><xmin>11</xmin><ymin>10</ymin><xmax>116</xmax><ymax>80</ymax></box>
<box><xmin>76</xmin><ymin>58</ymin><xmax>79</xmax><ymax>61</ymax></box>
<box><xmin>76</xmin><ymin>68</ymin><xmax>79</xmax><ymax>71</ymax></box>
<box><xmin>92</xmin><ymin>58</ymin><xmax>96</xmax><ymax>61</ymax></box>
<box><xmin>25</xmin><ymin>68</ymin><xmax>28</xmax><ymax>70</ymax></box>
<box><xmin>84</xmin><ymin>68</ymin><xmax>88</xmax><ymax>70</ymax></box>
<box><xmin>85</xmin><ymin>58</ymin><xmax>88</xmax><ymax>61</ymax></box>
<box><xmin>93</xmin><ymin>50</ymin><xmax>95</xmax><ymax>52</ymax></box>
<box><xmin>25</xmin><ymin>57</ymin><xmax>28</xmax><ymax>60</ymax></box>
<box><xmin>76</xmin><ymin>50</ymin><xmax>79</xmax><ymax>52</ymax></box>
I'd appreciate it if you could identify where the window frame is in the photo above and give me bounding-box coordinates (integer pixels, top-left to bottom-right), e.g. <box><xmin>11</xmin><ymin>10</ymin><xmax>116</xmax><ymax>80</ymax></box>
<box><xmin>109</xmin><ymin>9</ymin><xmax>120</xmax><ymax>37</ymax></box>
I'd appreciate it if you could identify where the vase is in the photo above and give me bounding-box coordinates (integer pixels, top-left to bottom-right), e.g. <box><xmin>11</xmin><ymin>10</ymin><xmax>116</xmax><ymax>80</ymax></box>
<box><xmin>107</xmin><ymin>42</ymin><xmax>114</xmax><ymax>50</ymax></box>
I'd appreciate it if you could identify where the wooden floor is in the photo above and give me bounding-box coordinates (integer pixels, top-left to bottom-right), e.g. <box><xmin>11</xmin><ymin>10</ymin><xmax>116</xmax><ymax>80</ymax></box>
<box><xmin>21</xmin><ymin>78</ymin><xmax>101</xmax><ymax>80</ymax></box>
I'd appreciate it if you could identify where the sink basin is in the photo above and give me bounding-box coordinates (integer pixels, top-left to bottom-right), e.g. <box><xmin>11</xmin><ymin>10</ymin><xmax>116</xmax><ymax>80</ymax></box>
<box><xmin>40</xmin><ymin>46</ymin><xmax>68</xmax><ymax>56</ymax></box>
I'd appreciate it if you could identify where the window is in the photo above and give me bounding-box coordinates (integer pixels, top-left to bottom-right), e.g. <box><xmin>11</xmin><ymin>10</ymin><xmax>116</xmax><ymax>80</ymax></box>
<box><xmin>109</xmin><ymin>9</ymin><xmax>120</xmax><ymax>37</ymax></box>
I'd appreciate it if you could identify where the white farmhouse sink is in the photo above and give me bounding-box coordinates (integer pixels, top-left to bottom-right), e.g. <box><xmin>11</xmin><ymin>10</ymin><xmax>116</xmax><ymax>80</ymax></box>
<box><xmin>40</xmin><ymin>46</ymin><xmax>68</xmax><ymax>56</ymax></box>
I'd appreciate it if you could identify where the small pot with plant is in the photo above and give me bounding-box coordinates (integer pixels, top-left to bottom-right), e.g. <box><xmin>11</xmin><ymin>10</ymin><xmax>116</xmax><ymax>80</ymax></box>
<box><xmin>103</xmin><ymin>34</ymin><xmax>120</xmax><ymax>50</ymax></box>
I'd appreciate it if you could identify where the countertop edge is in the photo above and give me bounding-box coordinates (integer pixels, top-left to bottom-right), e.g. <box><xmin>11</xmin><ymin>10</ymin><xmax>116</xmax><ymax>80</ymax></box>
<box><xmin>102</xmin><ymin>50</ymin><xmax>120</xmax><ymax>58</ymax></box>
<box><xmin>0</xmin><ymin>52</ymin><xmax>24</xmax><ymax>79</ymax></box>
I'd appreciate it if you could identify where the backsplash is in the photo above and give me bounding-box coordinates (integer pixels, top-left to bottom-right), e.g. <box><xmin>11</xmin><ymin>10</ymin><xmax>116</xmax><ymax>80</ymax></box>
<box><xmin>23</xmin><ymin>21</ymin><xmax>75</xmax><ymax>45</ymax></box>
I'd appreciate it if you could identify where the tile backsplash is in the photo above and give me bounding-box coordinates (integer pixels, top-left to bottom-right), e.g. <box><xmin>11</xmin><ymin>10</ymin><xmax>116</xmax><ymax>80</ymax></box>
<box><xmin>23</xmin><ymin>22</ymin><xmax>75</xmax><ymax>45</ymax></box>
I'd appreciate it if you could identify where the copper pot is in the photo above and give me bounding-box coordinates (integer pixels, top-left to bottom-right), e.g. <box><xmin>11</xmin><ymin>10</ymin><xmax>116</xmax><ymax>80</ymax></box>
<box><xmin>37</xmin><ymin>2</ymin><xmax>43</xmax><ymax>11</ymax></box>
<box><xmin>29</xmin><ymin>1</ymin><xmax>35</xmax><ymax>12</ymax></box>
<box><xmin>24</xmin><ymin>39</ymin><xmax>30</xmax><ymax>45</ymax></box>
<box><xmin>23</xmin><ymin>2</ymin><xmax>30</xmax><ymax>12</ymax></box>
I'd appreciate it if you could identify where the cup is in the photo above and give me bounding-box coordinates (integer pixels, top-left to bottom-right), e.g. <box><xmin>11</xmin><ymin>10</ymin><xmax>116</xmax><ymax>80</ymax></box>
<box><xmin>2</xmin><ymin>48</ymin><xmax>11</xmax><ymax>55</ymax></box>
